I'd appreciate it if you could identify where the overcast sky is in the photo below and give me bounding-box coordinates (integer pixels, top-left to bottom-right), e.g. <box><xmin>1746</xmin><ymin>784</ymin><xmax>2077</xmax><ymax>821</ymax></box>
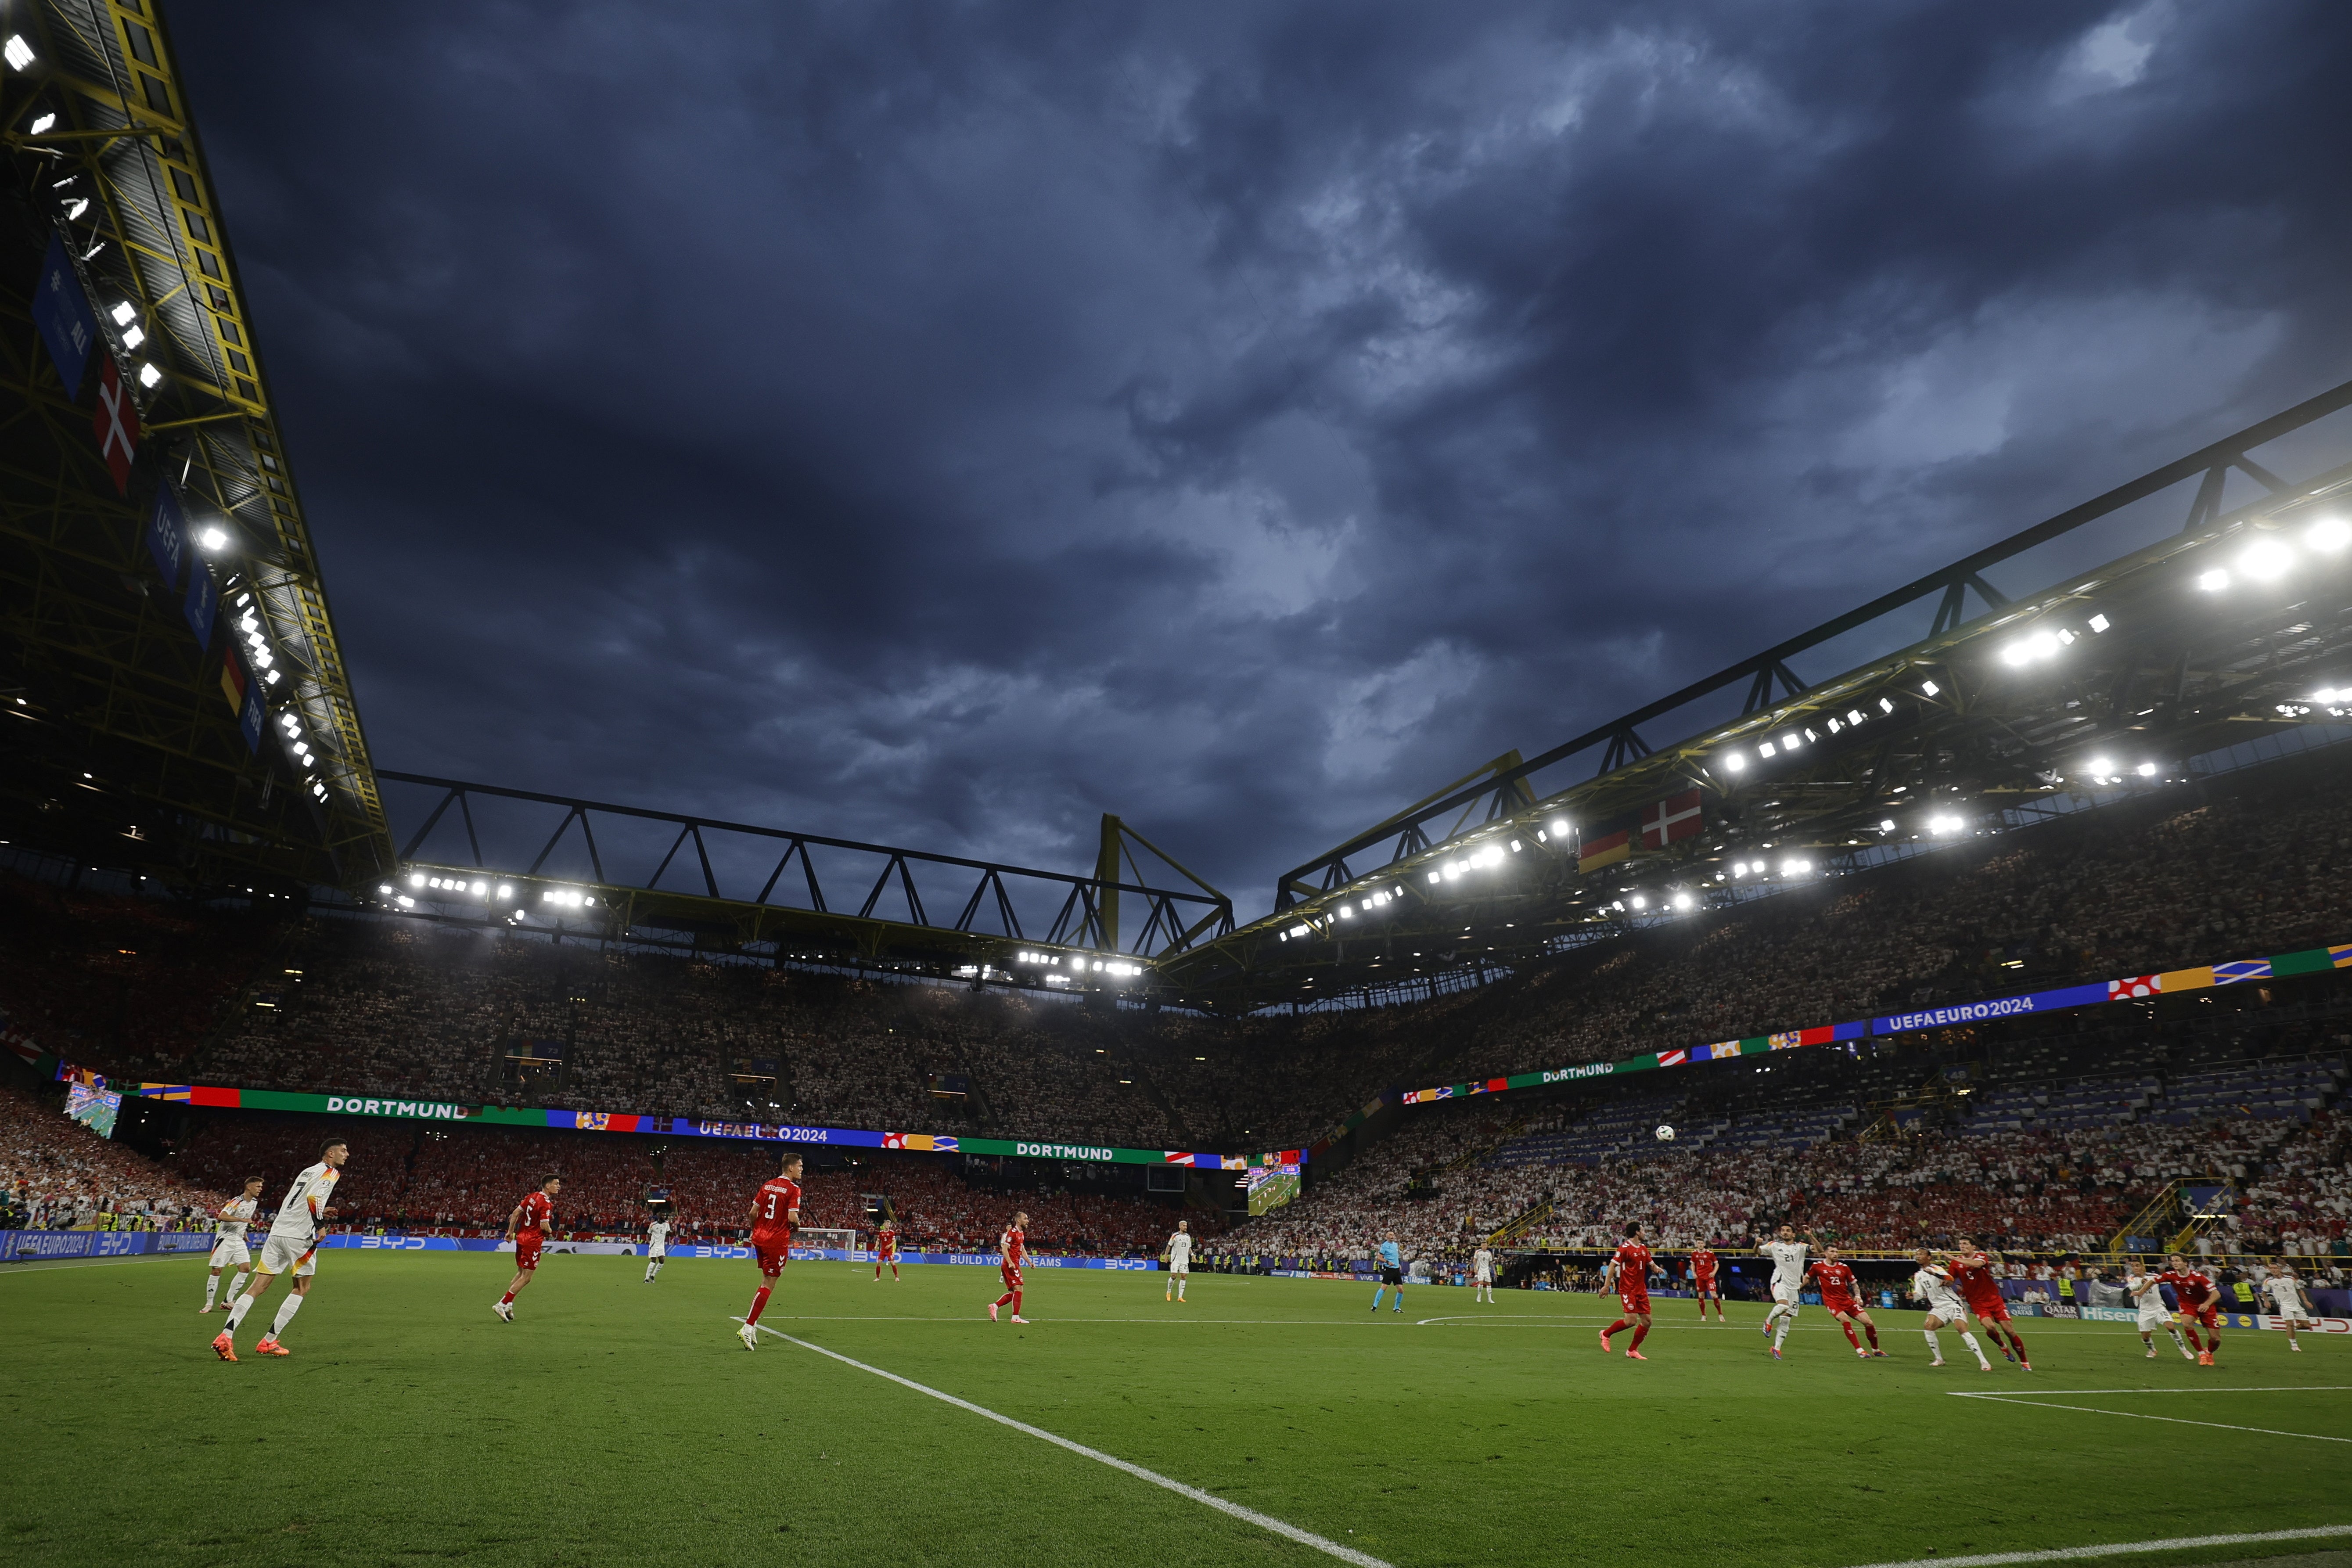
<box><xmin>171</xmin><ymin>1</ymin><xmax>2352</xmax><ymax>917</ymax></box>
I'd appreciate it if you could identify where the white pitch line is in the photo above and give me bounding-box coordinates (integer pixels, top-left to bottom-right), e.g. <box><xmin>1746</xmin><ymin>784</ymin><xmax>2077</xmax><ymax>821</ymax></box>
<box><xmin>1944</xmin><ymin>1388</ymin><xmax>2352</xmax><ymax>1444</ymax></box>
<box><xmin>1949</xmin><ymin>1386</ymin><xmax>2352</xmax><ymax>1396</ymax></box>
<box><xmin>1845</xmin><ymin>1523</ymin><xmax>2352</xmax><ymax>1568</ymax></box>
<box><xmin>744</xmin><ymin>1320</ymin><xmax>1392</xmax><ymax>1568</ymax></box>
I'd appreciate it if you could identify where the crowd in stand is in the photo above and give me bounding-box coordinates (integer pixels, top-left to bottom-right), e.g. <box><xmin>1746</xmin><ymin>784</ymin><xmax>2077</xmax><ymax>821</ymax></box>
<box><xmin>0</xmin><ymin>1082</ymin><xmax>225</xmax><ymax>1229</ymax></box>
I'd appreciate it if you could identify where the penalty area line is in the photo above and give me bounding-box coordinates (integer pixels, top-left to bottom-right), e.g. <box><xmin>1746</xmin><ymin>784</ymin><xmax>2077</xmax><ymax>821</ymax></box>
<box><xmin>1845</xmin><ymin>1523</ymin><xmax>2352</xmax><ymax>1568</ymax></box>
<box><xmin>1944</xmin><ymin>1389</ymin><xmax>2351</xmax><ymax>1445</ymax></box>
<box><xmin>741</xmin><ymin>1320</ymin><xmax>1392</xmax><ymax>1568</ymax></box>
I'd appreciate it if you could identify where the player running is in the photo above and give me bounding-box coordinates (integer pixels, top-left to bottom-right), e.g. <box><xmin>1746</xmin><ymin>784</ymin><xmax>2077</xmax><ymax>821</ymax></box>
<box><xmin>1909</xmin><ymin>1250</ymin><xmax>1993</xmax><ymax>1370</ymax></box>
<box><xmin>1755</xmin><ymin>1224</ymin><xmax>1808</xmax><ymax>1359</ymax></box>
<box><xmin>738</xmin><ymin>1152</ymin><xmax>803</xmax><ymax>1349</ymax></box>
<box><xmin>211</xmin><ymin>1138</ymin><xmax>345</xmax><ymax>1362</ymax></box>
<box><xmin>2159</xmin><ymin>1253</ymin><xmax>2223</xmax><ymax>1366</ymax></box>
<box><xmin>1163</xmin><ymin>1219</ymin><xmax>1193</xmax><ymax>1303</ymax></box>
<box><xmin>643</xmin><ymin>1215</ymin><xmax>670</xmax><ymax>1283</ymax></box>
<box><xmin>1690</xmin><ymin>1244</ymin><xmax>1725</xmax><ymax>1321</ymax></box>
<box><xmin>873</xmin><ymin>1219</ymin><xmax>900</xmax><ymax>1283</ymax></box>
<box><xmin>2125</xmin><ymin>1259</ymin><xmax>2195</xmax><ymax>1361</ymax></box>
<box><xmin>493</xmin><ymin>1175</ymin><xmax>562</xmax><ymax>1322</ymax></box>
<box><xmin>1945</xmin><ymin>1241</ymin><xmax>2029</xmax><ymax>1370</ymax></box>
<box><xmin>1370</xmin><ymin>1234</ymin><xmax>1406</xmax><ymax>1313</ymax></box>
<box><xmin>200</xmin><ymin>1177</ymin><xmax>263</xmax><ymax>1314</ymax></box>
<box><xmin>1599</xmin><ymin>1222</ymin><xmax>1668</xmax><ymax>1360</ymax></box>
<box><xmin>2262</xmin><ymin>1262</ymin><xmax>2320</xmax><ymax>1352</ymax></box>
<box><xmin>989</xmin><ymin>1211</ymin><xmax>1029</xmax><ymax>1323</ymax></box>
<box><xmin>1471</xmin><ymin>1244</ymin><xmax>1496</xmax><ymax>1303</ymax></box>
<box><xmin>1808</xmin><ymin>1246</ymin><xmax>1886</xmax><ymax>1359</ymax></box>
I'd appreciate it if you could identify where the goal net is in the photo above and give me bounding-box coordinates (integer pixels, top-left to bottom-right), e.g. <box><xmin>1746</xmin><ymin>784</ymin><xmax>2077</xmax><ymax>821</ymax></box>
<box><xmin>797</xmin><ymin>1228</ymin><xmax>859</xmax><ymax>1255</ymax></box>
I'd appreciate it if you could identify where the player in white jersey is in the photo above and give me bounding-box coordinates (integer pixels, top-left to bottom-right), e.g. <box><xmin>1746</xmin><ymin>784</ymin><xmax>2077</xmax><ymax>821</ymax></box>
<box><xmin>643</xmin><ymin>1217</ymin><xmax>671</xmax><ymax>1283</ymax></box>
<box><xmin>2262</xmin><ymin>1263</ymin><xmax>2319</xmax><ymax>1351</ymax></box>
<box><xmin>1909</xmin><ymin>1249</ymin><xmax>1994</xmax><ymax>1370</ymax></box>
<box><xmin>1754</xmin><ymin>1225</ymin><xmax>1808</xmax><ymax>1360</ymax></box>
<box><xmin>1472</xmin><ymin>1245</ymin><xmax>1496</xmax><ymax>1303</ymax></box>
<box><xmin>2126</xmin><ymin>1258</ymin><xmax>2195</xmax><ymax>1361</ymax></box>
<box><xmin>201</xmin><ymin>1178</ymin><xmax>264</xmax><ymax>1313</ymax></box>
<box><xmin>212</xmin><ymin>1138</ymin><xmax>346</xmax><ymax>1362</ymax></box>
<box><xmin>1163</xmin><ymin>1220</ymin><xmax>1193</xmax><ymax>1302</ymax></box>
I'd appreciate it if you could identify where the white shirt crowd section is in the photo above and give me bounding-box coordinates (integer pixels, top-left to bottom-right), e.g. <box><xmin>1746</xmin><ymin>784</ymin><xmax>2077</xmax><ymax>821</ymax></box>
<box><xmin>0</xmin><ymin>1082</ymin><xmax>227</xmax><ymax>1229</ymax></box>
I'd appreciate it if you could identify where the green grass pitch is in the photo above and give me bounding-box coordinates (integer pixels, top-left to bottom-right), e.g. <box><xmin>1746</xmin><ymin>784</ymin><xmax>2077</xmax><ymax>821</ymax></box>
<box><xmin>2</xmin><ymin>1253</ymin><xmax>2345</xmax><ymax>1568</ymax></box>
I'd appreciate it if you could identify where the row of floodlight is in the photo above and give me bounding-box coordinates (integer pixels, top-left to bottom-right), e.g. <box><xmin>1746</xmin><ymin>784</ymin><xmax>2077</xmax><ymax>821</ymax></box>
<box><xmin>1720</xmin><ymin>685</ymin><xmax>1939</xmax><ymax>775</ymax></box>
<box><xmin>2195</xmin><ymin>516</ymin><xmax>2349</xmax><ymax>593</ymax></box>
<box><xmin>1013</xmin><ymin>950</ymin><xmax>1142</xmax><ymax>979</ymax></box>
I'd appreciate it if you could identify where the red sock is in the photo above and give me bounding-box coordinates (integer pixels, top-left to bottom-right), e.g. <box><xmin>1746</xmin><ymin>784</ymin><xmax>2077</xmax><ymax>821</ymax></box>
<box><xmin>1840</xmin><ymin>1320</ymin><xmax>1860</xmax><ymax>1349</ymax></box>
<box><xmin>994</xmin><ymin>1291</ymin><xmax>1014</xmax><ymax>1308</ymax></box>
<box><xmin>1604</xmin><ymin>1318</ymin><xmax>1631</xmax><ymax>1337</ymax></box>
<box><xmin>746</xmin><ymin>1285</ymin><xmax>772</xmax><ymax>1326</ymax></box>
<box><xmin>2004</xmin><ymin>1327</ymin><xmax>2025</xmax><ymax>1360</ymax></box>
<box><xmin>1863</xmin><ymin>1321</ymin><xmax>1880</xmax><ymax>1349</ymax></box>
<box><xmin>499</xmin><ymin>1290</ymin><xmax>515</xmax><ymax>1305</ymax></box>
<box><xmin>1629</xmin><ymin>1322</ymin><xmax>1649</xmax><ymax>1350</ymax></box>
<box><xmin>1012</xmin><ymin>1290</ymin><xmax>1023</xmax><ymax>1316</ymax></box>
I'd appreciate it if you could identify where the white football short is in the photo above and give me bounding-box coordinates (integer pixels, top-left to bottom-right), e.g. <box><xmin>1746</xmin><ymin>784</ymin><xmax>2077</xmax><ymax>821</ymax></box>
<box><xmin>1168</xmin><ymin>1261</ymin><xmax>1189</xmax><ymax>1276</ymax></box>
<box><xmin>2136</xmin><ymin>1308</ymin><xmax>2172</xmax><ymax>1332</ymax></box>
<box><xmin>257</xmin><ymin>1233</ymin><xmax>316</xmax><ymax>1276</ymax></box>
<box><xmin>1772</xmin><ymin>1283</ymin><xmax>1800</xmax><ymax>1307</ymax></box>
<box><xmin>208</xmin><ymin>1236</ymin><xmax>251</xmax><ymax>1269</ymax></box>
<box><xmin>1473</xmin><ymin>1270</ymin><xmax>1492</xmax><ymax>1284</ymax></box>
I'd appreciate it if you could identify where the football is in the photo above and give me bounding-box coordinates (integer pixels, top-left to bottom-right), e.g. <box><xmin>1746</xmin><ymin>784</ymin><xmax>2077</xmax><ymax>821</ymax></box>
<box><xmin>1654</xmin><ymin>1124</ymin><xmax>1675</xmax><ymax>1142</ymax></box>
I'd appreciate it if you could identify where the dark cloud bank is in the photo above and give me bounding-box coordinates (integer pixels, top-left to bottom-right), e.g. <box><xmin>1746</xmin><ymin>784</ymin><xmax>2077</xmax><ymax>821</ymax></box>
<box><xmin>170</xmin><ymin>1</ymin><xmax>2352</xmax><ymax>913</ymax></box>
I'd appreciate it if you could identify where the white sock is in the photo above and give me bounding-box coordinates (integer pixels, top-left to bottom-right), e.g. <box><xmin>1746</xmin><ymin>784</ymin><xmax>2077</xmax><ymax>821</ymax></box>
<box><xmin>269</xmin><ymin>1294</ymin><xmax>304</xmax><ymax>1338</ymax></box>
<box><xmin>228</xmin><ymin>1270</ymin><xmax>250</xmax><ymax>1300</ymax></box>
<box><xmin>225</xmin><ymin>1293</ymin><xmax>257</xmax><ymax>1332</ymax></box>
<box><xmin>1177</xmin><ymin>1279</ymin><xmax>1185</xmax><ymax>1299</ymax></box>
<box><xmin>204</xmin><ymin>1276</ymin><xmax>220</xmax><ymax>1309</ymax></box>
<box><xmin>1773</xmin><ymin>1322</ymin><xmax>1789</xmax><ymax>1349</ymax></box>
<box><xmin>1924</xmin><ymin>1329</ymin><xmax>1941</xmax><ymax>1356</ymax></box>
<box><xmin>2169</xmin><ymin>1328</ymin><xmax>2188</xmax><ymax>1353</ymax></box>
<box><xmin>1959</xmin><ymin>1330</ymin><xmax>1986</xmax><ymax>1362</ymax></box>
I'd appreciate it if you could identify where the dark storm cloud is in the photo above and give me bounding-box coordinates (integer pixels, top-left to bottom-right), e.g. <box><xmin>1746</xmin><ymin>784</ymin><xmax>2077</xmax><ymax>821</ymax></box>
<box><xmin>168</xmin><ymin>0</ymin><xmax>2352</xmax><ymax>910</ymax></box>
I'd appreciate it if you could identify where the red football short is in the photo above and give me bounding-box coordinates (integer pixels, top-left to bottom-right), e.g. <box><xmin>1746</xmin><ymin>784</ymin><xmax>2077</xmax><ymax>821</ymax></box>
<box><xmin>514</xmin><ymin>1233</ymin><xmax>543</xmax><ymax>1270</ymax></box>
<box><xmin>1823</xmin><ymin>1297</ymin><xmax>1861</xmax><ymax>1317</ymax></box>
<box><xmin>755</xmin><ymin>1237</ymin><xmax>791</xmax><ymax>1279</ymax></box>
<box><xmin>1968</xmin><ymin>1298</ymin><xmax>2010</xmax><ymax>1324</ymax></box>
<box><xmin>1694</xmin><ymin>1279</ymin><xmax>1719</xmax><ymax>1296</ymax></box>
<box><xmin>2183</xmin><ymin>1304</ymin><xmax>2218</xmax><ymax>1328</ymax></box>
<box><xmin>1618</xmin><ymin>1291</ymin><xmax>1650</xmax><ymax>1316</ymax></box>
<box><xmin>1001</xmin><ymin>1265</ymin><xmax>1024</xmax><ymax>1291</ymax></box>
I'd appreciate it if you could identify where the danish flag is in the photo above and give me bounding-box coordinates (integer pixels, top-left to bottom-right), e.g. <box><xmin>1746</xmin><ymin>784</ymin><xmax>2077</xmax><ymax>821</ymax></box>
<box><xmin>1639</xmin><ymin>788</ymin><xmax>1705</xmax><ymax>850</ymax></box>
<box><xmin>92</xmin><ymin>355</ymin><xmax>138</xmax><ymax>494</ymax></box>
<box><xmin>2108</xmin><ymin>975</ymin><xmax>2161</xmax><ymax>1000</ymax></box>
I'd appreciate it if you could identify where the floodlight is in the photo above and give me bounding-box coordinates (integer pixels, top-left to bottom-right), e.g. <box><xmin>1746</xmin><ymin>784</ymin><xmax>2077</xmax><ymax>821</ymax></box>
<box><xmin>497</xmin><ymin>884</ymin><xmax>513</xmax><ymax>898</ymax></box>
<box><xmin>1846</xmin><ymin>709</ymin><xmax>1864</xmax><ymax>724</ymax></box>
<box><xmin>1337</xmin><ymin>906</ymin><xmax>1352</xmax><ymax>920</ymax></box>
<box><xmin>2088</xmin><ymin>614</ymin><xmax>2110</xmax><ymax>633</ymax></box>
<box><xmin>122</xmin><ymin>326</ymin><xmax>144</xmax><ymax>349</ymax></box>
<box><xmin>110</xmin><ymin>301</ymin><xmax>136</xmax><ymax>326</ymax></box>
<box><xmin>198</xmin><ymin>525</ymin><xmax>228</xmax><ymax>550</ymax></box>
<box><xmin>2086</xmin><ymin>756</ymin><xmax>2112</xmax><ymax>776</ymax></box>
<box><xmin>1877</xmin><ymin>819</ymin><xmax>1895</xmax><ymax>832</ymax></box>
<box><xmin>137</xmin><ymin>363</ymin><xmax>160</xmax><ymax>388</ymax></box>
<box><xmin>471</xmin><ymin>881</ymin><xmax>487</xmax><ymax>895</ymax></box>
<box><xmin>2239</xmin><ymin>539</ymin><xmax>2291</xmax><ymax>580</ymax></box>
<box><xmin>1509</xmin><ymin>840</ymin><xmax>1521</xmax><ymax>852</ymax></box>
<box><xmin>1920</xmin><ymin>681</ymin><xmax>1940</xmax><ymax>696</ymax></box>
<box><xmin>1427</xmin><ymin>871</ymin><xmax>1441</xmax><ymax>883</ymax></box>
<box><xmin>2135</xmin><ymin>762</ymin><xmax>2157</xmax><ymax>777</ymax></box>
<box><xmin>1759</xmin><ymin>741</ymin><xmax>1776</xmax><ymax>757</ymax></box>
<box><xmin>2306</xmin><ymin>516</ymin><xmax>2351</xmax><ymax>553</ymax></box>
<box><xmin>1549</xmin><ymin>818</ymin><xmax>1569</xmax><ymax>838</ymax></box>
<box><xmin>407</xmin><ymin>872</ymin><xmax>425</xmax><ymax>888</ymax></box>
<box><xmin>1672</xmin><ymin>892</ymin><xmax>1694</xmax><ymax>911</ymax></box>
<box><xmin>28</xmin><ymin>113</ymin><xmax>54</xmax><ymax>134</ymax></box>
<box><xmin>1630</xmin><ymin>895</ymin><xmax>1647</xmax><ymax>910</ymax></box>
<box><xmin>1879</xmin><ymin>696</ymin><xmax>1895</xmax><ymax>713</ymax></box>
<box><xmin>2196</xmin><ymin>568</ymin><xmax>2230</xmax><ymax>592</ymax></box>
<box><xmin>1724</xmin><ymin>752</ymin><xmax>1747</xmax><ymax>772</ymax></box>
<box><xmin>5</xmin><ymin>36</ymin><xmax>36</xmax><ymax>71</ymax></box>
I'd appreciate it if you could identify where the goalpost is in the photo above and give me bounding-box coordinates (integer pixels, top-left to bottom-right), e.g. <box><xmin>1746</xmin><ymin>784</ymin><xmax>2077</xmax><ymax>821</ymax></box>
<box><xmin>797</xmin><ymin>1228</ymin><xmax>859</xmax><ymax>1256</ymax></box>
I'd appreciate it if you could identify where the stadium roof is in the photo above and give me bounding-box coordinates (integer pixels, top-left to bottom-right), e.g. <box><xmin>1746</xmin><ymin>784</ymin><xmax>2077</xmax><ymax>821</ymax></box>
<box><xmin>1153</xmin><ymin>378</ymin><xmax>2352</xmax><ymax>1011</ymax></box>
<box><xmin>0</xmin><ymin>0</ymin><xmax>391</xmax><ymax>888</ymax></box>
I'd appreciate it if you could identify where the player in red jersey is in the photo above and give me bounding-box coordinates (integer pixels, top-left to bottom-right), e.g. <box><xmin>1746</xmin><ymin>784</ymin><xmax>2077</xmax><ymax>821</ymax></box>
<box><xmin>1598</xmin><ymin>1223</ymin><xmax>1668</xmax><ymax>1360</ymax></box>
<box><xmin>1945</xmin><ymin>1241</ymin><xmax>2028</xmax><ymax>1370</ymax></box>
<box><xmin>2159</xmin><ymin>1252</ymin><xmax>2223</xmax><ymax>1366</ymax></box>
<box><xmin>873</xmin><ymin>1219</ymin><xmax>900</xmax><ymax>1283</ymax></box>
<box><xmin>737</xmin><ymin>1151</ymin><xmax>804</xmax><ymax>1350</ymax></box>
<box><xmin>493</xmin><ymin>1176</ymin><xmax>561</xmax><ymax>1322</ymax></box>
<box><xmin>989</xmin><ymin>1211</ymin><xmax>1029</xmax><ymax>1324</ymax></box>
<box><xmin>1807</xmin><ymin>1246</ymin><xmax>1886</xmax><ymax>1359</ymax></box>
<box><xmin>1689</xmin><ymin>1246</ymin><xmax>1725</xmax><ymax>1321</ymax></box>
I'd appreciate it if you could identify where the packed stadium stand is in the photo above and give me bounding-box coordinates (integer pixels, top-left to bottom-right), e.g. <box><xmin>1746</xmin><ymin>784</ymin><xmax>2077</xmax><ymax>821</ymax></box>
<box><xmin>0</xmin><ymin>1082</ymin><xmax>225</xmax><ymax>1230</ymax></box>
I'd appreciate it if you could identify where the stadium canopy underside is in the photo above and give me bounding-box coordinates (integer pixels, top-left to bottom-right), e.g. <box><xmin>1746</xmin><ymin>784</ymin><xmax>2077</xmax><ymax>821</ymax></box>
<box><xmin>1154</xmin><ymin>377</ymin><xmax>2352</xmax><ymax>1012</ymax></box>
<box><xmin>0</xmin><ymin>0</ymin><xmax>389</xmax><ymax>891</ymax></box>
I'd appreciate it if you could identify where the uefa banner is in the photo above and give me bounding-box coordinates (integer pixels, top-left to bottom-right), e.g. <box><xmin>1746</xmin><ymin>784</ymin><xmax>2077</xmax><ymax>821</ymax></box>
<box><xmin>2</xmin><ymin>1230</ymin><xmax>215</xmax><ymax>1260</ymax></box>
<box><xmin>1397</xmin><ymin>938</ymin><xmax>2352</xmax><ymax>1107</ymax></box>
<box><xmin>106</xmin><ymin>1077</ymin><xmax>1303</xmax><ymax>1173</ymax></box>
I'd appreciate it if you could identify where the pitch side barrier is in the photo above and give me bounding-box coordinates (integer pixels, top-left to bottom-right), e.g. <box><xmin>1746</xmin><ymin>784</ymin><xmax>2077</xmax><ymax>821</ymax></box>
<box><xmin>2</xmin><ymin>1230</ymin><xmax>215</xmax><ymax>1262</ymax></box>
<box><xmin>1396</xmin><ymin>939</ymin><xmax>2352</xmax><ymax>1106</ymax></box>
<box><xmin>313</xmin><ymin>1235</ymin><xmax>1154</xmax><ymax>1268</ymax></box>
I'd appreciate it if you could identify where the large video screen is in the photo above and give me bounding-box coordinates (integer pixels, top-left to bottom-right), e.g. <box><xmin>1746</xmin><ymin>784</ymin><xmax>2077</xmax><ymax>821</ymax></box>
<box><xmin>61</xmin><ymin>1069</ymin><xmax>120</xmax><ymax>1139</ymax></box>
<box><xmin>1245</xmin><ymin>1161</ymin><xmax>1300</xmax><ymax>1216</ymax></box>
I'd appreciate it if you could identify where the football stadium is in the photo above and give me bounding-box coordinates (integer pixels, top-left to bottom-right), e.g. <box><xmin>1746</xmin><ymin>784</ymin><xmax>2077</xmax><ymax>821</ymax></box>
<box><xmin>1</xmin><ymin>7</ymin><xmax>2348</xmax><ymax>1568</ymax></box>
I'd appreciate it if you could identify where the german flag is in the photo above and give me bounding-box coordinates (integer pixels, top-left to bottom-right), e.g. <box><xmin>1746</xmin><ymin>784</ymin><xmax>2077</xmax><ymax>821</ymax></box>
<box><xmin>219</xmin><ymin>646</ymin><xmax>247</xmax><ymax>716</ymax></box>
<box><xmin>1577</xmin><ymin>813</ymin><xmax>1636</xmax><ymax>875</ymax></box>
